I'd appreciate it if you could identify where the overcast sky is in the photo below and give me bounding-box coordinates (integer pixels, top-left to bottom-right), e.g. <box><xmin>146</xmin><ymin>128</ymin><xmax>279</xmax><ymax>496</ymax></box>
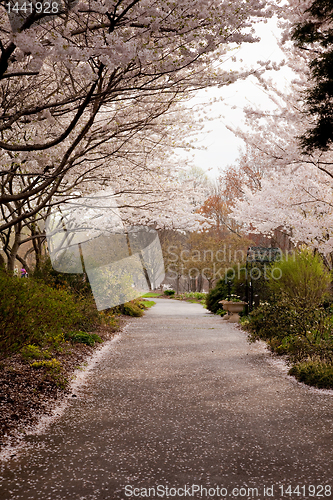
<box><xmin>179</xmin><ymin>18</ymin><xmax>292</xmax><ymax>180</ymax></box>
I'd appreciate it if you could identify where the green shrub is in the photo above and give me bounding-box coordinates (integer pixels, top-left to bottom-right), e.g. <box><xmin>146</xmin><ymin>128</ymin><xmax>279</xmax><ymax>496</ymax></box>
<box><xmin>289</xmin><ymin>361</ymin><xmax>333</xmax><ymax>389</ymax></box>
<box><xmin>31</xmin><ymin>358</ymin><xmax>62</xmax><ymax>372</ymax></box>
<box><xmin>66</xmin><ymin>331</ymin><xmax>102</xmax><ymax>346</ymax></box>
<box><xmin>245</xmin><ymin>300</ymin><xmax>333</xmax><ymax>363</ymax></box>
<box><xmin>205</xmin><ymin>279</ymin><xmax>230</xmax><ymax>314</ymax></box>
<box><xmin>164</xmin><ymin>289</ymin><xmax>175</xmax><ymax>296</ymax></box>
<box><xmin>268</xmin><ymin>248</ymin><xmax>331</xmax><ymax>308</ymax></box>
<box><xmin>123</xmin><ymin>301</ymin><xmax>144</xmax><ymax>316</ymax></box>
<box><xmin>21</xmin><ymin>345</ymin><xmax>51</xmax><ymax>360</ymax></box>
<box><xmin>0</xmin><ymin>271</ymin><xmax>99</xmax><ymax>357</ymax></box>
<box><xmin>183</xmin><ymin>292</ymin><xmax>207</xmax><ymax>300</ymax></box>
<box><xmin>205</xmin><ymin>264</ymin><xmax>256</xmax><ymax>313</ymax></box>
<box><xmin>33</xmin><ymin>257</ymin><xmax>92</xmax><ymax>297</ymax></box>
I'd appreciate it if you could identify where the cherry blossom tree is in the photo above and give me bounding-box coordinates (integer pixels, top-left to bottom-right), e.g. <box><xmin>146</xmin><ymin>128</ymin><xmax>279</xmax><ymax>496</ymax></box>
<box><xmin>0</xmin><ymin>0</ymin><xmax>276</xmax><ymax>269</ymax></box>
<box><xmin>225</xmin><ymin>3</ymin><xmax>333</xmax><ymax>259</ymax></box>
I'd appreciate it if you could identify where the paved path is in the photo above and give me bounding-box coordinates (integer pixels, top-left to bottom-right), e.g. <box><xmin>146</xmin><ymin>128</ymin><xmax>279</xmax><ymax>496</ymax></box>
<box><xmin>1</xmin><ymin>299</ymin><xmax>333</xmax><ymax>500</ymax></box>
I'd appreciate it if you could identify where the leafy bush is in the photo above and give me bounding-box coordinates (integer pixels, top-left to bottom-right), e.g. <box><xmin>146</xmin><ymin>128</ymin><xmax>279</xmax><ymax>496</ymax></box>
<box><xmin>33</xmin><ymin>257</ymin><xmax>92</xmax><ymax>297</ymax></box>
<box><xmin>240</xmin><ymin>248</ymin><xmax>333</xmax><ymax>388</ymax></box>
<box><xmin>206</xmin><ymin>263</ymin><xmax>260</xmax><ymax>313</ymax></box>
<box><xmin>123</xmin><ymin>301</ymin><xmax>144</xmax><ymax>316</ymax></box>
<box><xmin>245</xmin><ymin>300</ymin><xmax>333</xmax><ymax>363</ymax></box>
<box><xmin>205</xmin><ymin>279</ymin><xmax>230</xmax><ymax>314</ymax></box>
<box><xmin>164</xmin><ymin>289</ymin><xmax>175</xmax><ymax>296</ymax></box>
<box><xmin>31</xmin><ymin>359</ymin><xmax>62</xmax><ymax>372</ymax></box>
<box><xmin>268</xmin><ymin>248</ymin><xmax>331</xmax><ymax>308</ymax></box>
<box><xmin>289</xmin><ymin>361</ymin><xmax>333</xmax><ymax>389</ymax></box>
<box><xmin>183</xmin><ymin>292</ymin><xmax>207</xmax><ymax>300</ymax></box>
<box><xmin>65</xmin><ymin>331</ymin><xmax>102</xmax><ymax>346</ymax></box>
<box><xmin>0</xmin><ymin>271</ymin><xmax>99</xmax><ymax>357</ymax></box>
<box><xmin>21</xmin><ymin>345</ymin><xmax>51</xmax><ymax>360</ymax></box>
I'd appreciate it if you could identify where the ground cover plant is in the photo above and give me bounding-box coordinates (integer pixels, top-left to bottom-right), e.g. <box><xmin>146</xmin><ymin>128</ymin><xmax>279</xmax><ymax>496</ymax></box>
<box><xmin>242</xmin><ymin>249</ymin><xmax>333</xmax><ymax>388</ymax></box>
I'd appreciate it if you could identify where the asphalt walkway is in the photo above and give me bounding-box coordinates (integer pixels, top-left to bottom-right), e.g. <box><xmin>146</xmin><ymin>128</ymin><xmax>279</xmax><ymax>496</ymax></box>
<box><xmin>1</xmin><ymin>298</ymin><xmax>333</xmax><ymax>499</ymax></box>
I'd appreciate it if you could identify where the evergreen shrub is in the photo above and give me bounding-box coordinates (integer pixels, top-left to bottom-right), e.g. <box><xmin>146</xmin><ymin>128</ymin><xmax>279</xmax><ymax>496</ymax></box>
<box><xmin>0</xmin><ymin>271</ymin><xmax>99</xmax><ymax>357</ymax></box>
<box><xmin>289</xmin><ymin>361</ymin><xmax>333</xmax><ymax>389</ymax></box>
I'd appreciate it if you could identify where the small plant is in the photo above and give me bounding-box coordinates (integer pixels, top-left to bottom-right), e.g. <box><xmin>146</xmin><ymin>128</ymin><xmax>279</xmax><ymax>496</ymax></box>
<box><xmin>31</xmin><ymin>358</ymin><xmax>67</xmax><ymax>388</ymax></box>
<box><xmin>164</xmin><ymin>289</ymin><xmax>175</xmax><ymax>296</ymax></box>
<box><xmin>229</xmin><ymin>294</ymin><xmax>242</xmax><ymax>302</ymax></box>
<box><xmin>65</xmin><ymin>331</ymin><xmax>102</xmax><ymax>346</ymax></box>
<box><xmin>216</xmin><ymin>308</ymin><xmax>227</xmax><ymax>316</ymax></box>
<box><xmin>98</xmin><ymin>310</ymin><xmax>120</xmax><ymax>330</ymax></box>
<box><xmin>240</xmin><ymin>315</ymin><xmax>250</xmax><ymax>327</ymax></box>
<box><xmin>21</xmin><ymin>344</ymin><xmax>51</xmax><ymax>360</ymax></box>
<box><xmin>31</xmin><ymin>358</ymin><xmax>62</xmax><ymax>372</ymax></box>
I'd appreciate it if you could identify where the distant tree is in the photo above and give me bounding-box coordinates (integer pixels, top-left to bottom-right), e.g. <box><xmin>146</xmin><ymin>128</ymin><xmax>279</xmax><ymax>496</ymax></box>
<box><xmin>292</xmin><ymin>0</ymin><xmax>333</xmax><ymax>152</ymax></box>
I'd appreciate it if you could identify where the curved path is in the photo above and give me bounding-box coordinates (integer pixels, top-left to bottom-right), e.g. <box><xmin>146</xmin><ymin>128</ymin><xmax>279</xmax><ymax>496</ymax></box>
<box><xmin>1</xmin><ymin>299</ymin><xmax>333</xmax><ymax>499</ymax></box>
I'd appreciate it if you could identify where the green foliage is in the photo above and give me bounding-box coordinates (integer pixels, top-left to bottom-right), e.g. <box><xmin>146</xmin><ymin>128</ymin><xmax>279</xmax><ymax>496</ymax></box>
<box><xmin>141</xmin><ymin>292</ymin><xmax>161</xmax><ymax>298</ymax></box>
<box><xmin>21</xmin><ymin>344</ymin><xmax>51</xmax><ymax>360</ymax></box>
<box><xmin>206</xmin><ymin>262</ymin><xmax>266</xmax><ymax>313</ymax></box>
<box><xmin>245</xmin><ymin>300</ymin><xmax>333</xmax><ymax>363</ymax></box>
<box><xmin>205</xmin><ymin>279</ymin><xmax>230</xmax><ymax>314</ymax></box>
<box><xmin>33</xmin><ymin>257</ymin><xmax>92</xmax><ymax>297</ymax></box>
<box><xmin>164</xmin><ymin>289</ymin><xmax>175</xmax><ymax>296</ymax></box>
<box><xmin>183</xmin><ymin>292</ymin><xmax>207</xmax><ymax>300</ymax></box>
<box><xmin>292</xmin><ymin>0</ymin><xmax>333</xmax><ymax>152</ymax></box>
<box><xmin>216</xmin><ymin>308</ymin><xmax>227</xmax><ymax>316</ymax></box>
<box><xmin>123</xmin><ymin>301</ymin><xmax>144</xmax><ymax>316</ymax></box>
<box><xmin>229</xmin><ymin>294</ymin><xmax>242</xmax><ymax>302</ymax></box>
<box><xmin>65</xmin><ymin>331</ymin><xmax>102</xmax><ymax>346</ymax></box>
<box><xmin>0</xmin><ymin>271</ymin><xmax>99</xmax><ymax>357</ymax></box>
<box><xmin>239</xmin><ymin>249</ymin><xmax>333</xmax><ymax>386</ymax></box>
<box><xmin>268</xmin><ymin>248</ymin><xmax>331</xmax><ymax>308</ymax></box>
<box><xmin>289</xmin><ymin>361</ymin><xmax>333</xmax><ymax>389</ymax></box>
<box><xmin>31</xmin><ymin>358</ymin><xmax>62</xmax><ymax>372</ymax></box>
<box><xmin>30</xmin><ymin>358</ymin><xmax>66</xmax><ymax>387</ymax></box>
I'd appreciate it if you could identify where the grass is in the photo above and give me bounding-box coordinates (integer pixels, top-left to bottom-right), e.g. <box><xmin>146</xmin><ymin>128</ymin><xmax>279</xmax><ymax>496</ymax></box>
<box><xmin>140</xmin><ymin>299</ymin><xmax>156</xmax><ymax>308</ymax></box>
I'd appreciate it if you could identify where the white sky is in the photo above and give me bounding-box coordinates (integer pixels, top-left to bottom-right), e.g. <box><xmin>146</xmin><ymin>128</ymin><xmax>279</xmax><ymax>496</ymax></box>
<box><xmin>179</xmin><ymin>18</ymin><xmax>293</xmax><ymax>180</ymax></box>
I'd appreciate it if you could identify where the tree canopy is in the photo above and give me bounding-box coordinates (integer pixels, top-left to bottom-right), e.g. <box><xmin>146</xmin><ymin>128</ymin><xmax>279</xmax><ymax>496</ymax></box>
<box><xmin>292</xmin><ymin>0</ymin><xmax>333</xmax><ymax>151</ymax></box>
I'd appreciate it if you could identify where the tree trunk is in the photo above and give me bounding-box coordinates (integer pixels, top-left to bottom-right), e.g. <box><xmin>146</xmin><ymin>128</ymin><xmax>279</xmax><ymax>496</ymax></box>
<box><xmin>7</xmin><ymin>225</ymin><xmax>22</xmax><ymax>274</ymax></box>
